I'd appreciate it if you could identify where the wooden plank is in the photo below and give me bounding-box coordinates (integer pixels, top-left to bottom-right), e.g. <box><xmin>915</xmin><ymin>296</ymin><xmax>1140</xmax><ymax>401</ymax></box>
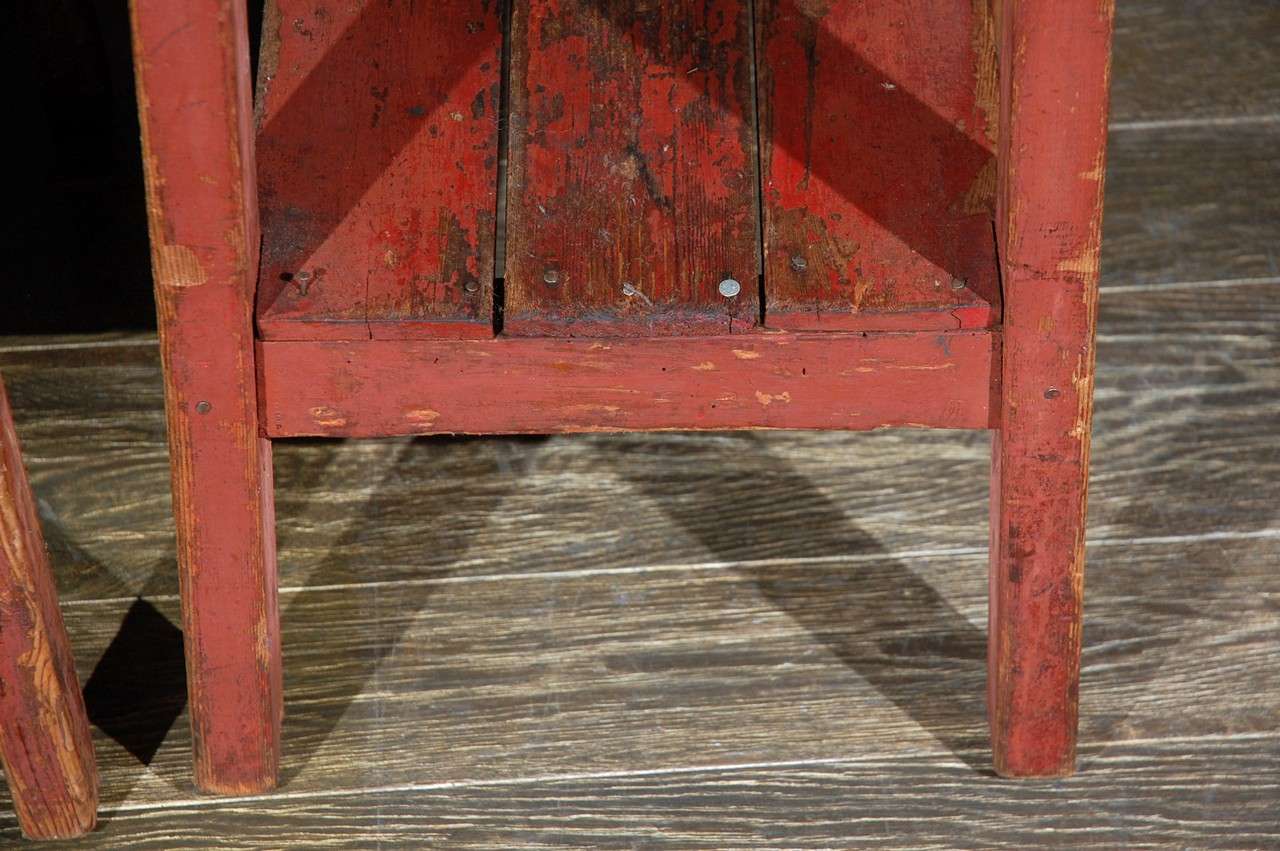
<box><xmin>3</xmin><ymin>267</ymin><xmax>1279</xmax><ymax>602</ymax></box>
<box><xmin>6</xmin><ymin>736</ymin><xmax>1276</xmax><ymax>848</ymax></box>
<box><xmin>129</xmin><ymin>0</ymin><xmax>282</xmax><ymax>792</ymax></box>
<box><xmin>257</xmin><ymin>331</ymin><xmax>998</xmax><ymax>436</ymax></box>
<box><xmin>756</xmin><ymin>0</ymin><xmax>1000</xmax><ymax>331</ymax></box>
<box><xmin>5</xmin><ymin>529</ymin><xmax>1278</xmax><ymax>815</ymax></box>
<box><xmin>3</xmin><ymin>270</ymin><xmax>1279</xmax><ymax>601</ymax></box>
<box><xmin>1101</xmin><ymin>124</ymin><xmax>1280</xmax><ymax>288</ymax></box>
<box><xmin>989</xmin><ymin>0</ymin><xmax>1114</xmax><ymax>778</ymax></box>
<box><xmin>254</xmin><ymin>0</ymin><xmax>502</xmax><ymax>340</ymax></box>
<box><xmin>0</xmin><ymin>377</ymin><xmax>97</xmax><ymax>840</ymax></box>
<box><xmin>504</xmin><ymin>0</ymin><xmax>761</xmax><ymax>336</ymax></box>
<box><xmin>1110</xmin><ymin>0</ymin><xmax>1280</xmax><ymax>124</ymax></box>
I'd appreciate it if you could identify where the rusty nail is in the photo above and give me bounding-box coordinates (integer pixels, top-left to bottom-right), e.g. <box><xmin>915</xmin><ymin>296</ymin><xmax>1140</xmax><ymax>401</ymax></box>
<box><xmin>950</xmin><ymin>277</ymin><xmax>967</xmax><ymax>291</ymax></box>
<box><xmin>790</xmin><ymin>255</ymin><xmax>807</xmax><ymax>272</ymax></box>
<box><xmin>718</xmin><ymin>278</ymin><xmax>741</xmax><ymax>298</ymax></box>
<box><xmin>543</xmin><ymin>268</ymin><xmax>560</xmax><ymax>286</ymax></box>
<box><xmin>195</xmin><ymin>401</ymin><xmax>212</xmax><ymax>414</ymax></box>
<box><xmin>463</xmin><ymin>280</ymin><xmax>480</xmax><ymax>294</ymax></box>
<box><xmin>1044</xmin><ymin>387</ymin><xmax>1061</xmax><ymax>399</ymax></box>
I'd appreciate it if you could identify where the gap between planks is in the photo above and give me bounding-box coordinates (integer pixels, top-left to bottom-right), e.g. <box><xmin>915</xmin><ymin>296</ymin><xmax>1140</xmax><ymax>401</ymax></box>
<box><xmin>55</xmin><ymin>527</ymin><xmax>1280</xmax><ymax>611</ymax></box>
<box><xmin>1108</xmin><ymin>113</ymin><xmax>1280</xmax><ymax>132</ymax></box>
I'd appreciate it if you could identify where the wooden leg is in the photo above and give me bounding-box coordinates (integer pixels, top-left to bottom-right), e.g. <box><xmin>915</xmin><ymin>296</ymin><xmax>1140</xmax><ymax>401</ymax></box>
<box><xmin>988</xmin><ymin>0</ymin><xmax>1114</xmax><ymax>777</ymax></box>
<box><xmin>129</xmin><ymin>0</ymin><xmax>281</xmax><ymax>792</ymax></box>
<box><xmin>0</xmin><ymin>378</ymin><xmax>98</xmax><ymax>838</ymax></box>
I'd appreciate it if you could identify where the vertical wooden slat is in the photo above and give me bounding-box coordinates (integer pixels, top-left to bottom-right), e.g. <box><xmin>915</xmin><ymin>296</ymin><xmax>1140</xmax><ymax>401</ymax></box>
<box><xmin>130</xmin><ymin>0</ymin><xmax>282</xmax><ymax>792</ymax></box>
<box><xmin>0</xmin><ymin>377</ymin><xmax>98</xmax><ymax>840</ymax></box>
<box><xmin>989</xmin><ymin>0</ymin><xmax>1114</xmax><ymax>777</ymax></box>
<box><xmin>505</xmin><ymin>0</ymin><xmax>761</xmax><ymax>336</ymax></box>
<box><xmin>756</xmin><ymin>0</ymin><xmax>1001</xmax><ymax>331</ymax></box>
<box><xmin>254</xmin><ymin>0</ymin><xmax>503</xmax><ymax>340</ymax></box>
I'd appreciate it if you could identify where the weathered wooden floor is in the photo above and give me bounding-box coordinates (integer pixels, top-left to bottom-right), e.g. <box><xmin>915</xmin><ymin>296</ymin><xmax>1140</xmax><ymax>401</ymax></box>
<box><xmin>2</xmin><ymin>0</ymin><xmax>1279</xmax><ymax>846</ymax></box>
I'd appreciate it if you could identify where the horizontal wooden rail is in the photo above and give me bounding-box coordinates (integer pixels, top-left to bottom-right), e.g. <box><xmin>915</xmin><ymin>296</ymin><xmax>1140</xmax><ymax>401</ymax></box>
<box><xmin>258</xmin><ymin>331</ymin><xmax>999</xmax><ymax>437</ymax></box>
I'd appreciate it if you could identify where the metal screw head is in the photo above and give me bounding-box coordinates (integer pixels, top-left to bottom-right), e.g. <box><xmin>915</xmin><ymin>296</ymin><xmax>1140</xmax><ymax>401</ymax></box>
<box><xmin>718</xmin><ymin>278</ymin><xmax>742</xmax><ymax>298</ymax></box>
<box><xmin>790</xmin><ymin>254</ymin><xmax>807</xmax><ymax>272</ymax></box>
<box><xmin>950</xmin><ymin>276</ymin><xmax>967</xmax><ymax>291</ymax></box>
<box><xmin>195</xmin><ymin>401</ymin><xmax>212</xmax><ymax>414</ymax></box>
<box><xmin>463</xmin><ymin>279</ymin><xmax>480</xmax><ymax>294</ymax></box>
<box><xmin>1044</xmin><ymin>387</ymin><xmax>1061</xmax><ymax>399</ymax></box>
<box><xmin>543</xmin><ymin>268</ymin><xmax>560</xmax><ymax>286</ymax></box>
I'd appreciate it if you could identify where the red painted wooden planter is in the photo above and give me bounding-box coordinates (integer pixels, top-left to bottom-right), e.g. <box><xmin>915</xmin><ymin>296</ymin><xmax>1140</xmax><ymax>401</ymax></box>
<box><xmin>129</xmin><ymin>0</ymin><xmax>1113</xmax><ymax>790</ymax></box>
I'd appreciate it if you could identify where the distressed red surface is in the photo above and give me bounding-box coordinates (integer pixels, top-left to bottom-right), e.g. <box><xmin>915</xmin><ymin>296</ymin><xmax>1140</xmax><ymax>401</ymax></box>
<box><xmin>257</xmin><ymin>331</ymin><xmax>998</xmax><ymax>437</ymax></box>
<box><xmin>255</xmin><ymin>0</ymin><xmax>502</xmax><ymax>340</ymax></box>
<box><xmin>130</xmin><ymin>0</ymin><xmax>1114</xmax><ymax>783</ymax></box>
<box><xmin>0</xmin><ymin>377</ymin><xmax>98</xmax><ymax>840</ymax></box>
<box><xmin>757</xmin><ymin>0</ymin><xmax>1000</xmax><ymax>331</ymax></box>
<box><xmin>130</xmin><ymin>0</ymin><xmax>282</xmax><ymax>793</ymax></box>
<box><xmin>988</xmin><ymin>0</ymin><xmax>1113</xmax><ymax>778</ymax></box>
<box><xmin>504</xmin><ymin>0</ymin><xmax>761</xmax><ymax>336</ymax></box>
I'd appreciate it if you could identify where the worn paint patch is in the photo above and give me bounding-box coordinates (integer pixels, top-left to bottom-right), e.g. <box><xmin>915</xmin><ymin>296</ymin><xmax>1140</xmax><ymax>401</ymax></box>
<box><xmin>405</xmin><ymin>408</ymin><xmax>441</xmax><ymax>424</ymax></box>
<box><xmin>154</xmin><ymin>243</ymin><xmax>209</xmax><ymax>287</ymax></box>
<box><xmin>754</xmin><ymin>390</ymin><xmax>792</xmax><ymax>406</ymax></box>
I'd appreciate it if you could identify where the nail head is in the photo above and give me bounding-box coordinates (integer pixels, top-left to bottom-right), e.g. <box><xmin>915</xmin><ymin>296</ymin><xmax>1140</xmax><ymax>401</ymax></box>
<box><xmin>543</xmin><ymin>268</ymin><xmax>560</xmax><ymax>286</ymax></box>
<box><xmin>790</xmin><ymin>255</ymin><xmax>807</xmax><ymax>272</ymax></box>
<box><xmin>1044</xmin><ymin>387</ymin><xmax>1061</xmax><ymax>399</ymax></box>
<box><xmin>718</xmin><ymin>278</ymin><xmax>742</xmax><ymax>298</ymax></box>
<box><xmin>195</xmin><ymin>401</ymin><xmax>212</xmax><ymax>414</ymax></box>
<box><xmin>463</xmin><ymin>280</ymin><xmax>480</xmax><ymax>294</ymax></box>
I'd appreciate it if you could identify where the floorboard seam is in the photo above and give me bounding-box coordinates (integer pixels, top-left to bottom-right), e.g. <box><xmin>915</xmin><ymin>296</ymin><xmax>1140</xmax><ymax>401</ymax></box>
<box><xmin>1109</xmin><ymin>114</ymin><xmax>1280</xmax><ymax>132</ymax></box>
<box><xmin>1102</xmin><ymin>275</ymin><xmax>1280</xmax><ymax>294</ymax></box>
<box><xmin>59</xmin><ymin>730</ymin><xmax>1280</xmax><ymax>818</ymax></box>
<box><xmin>56</xmin><ymin>528</ymin><xmax>1280</xmax><ymax>610</ymax></box>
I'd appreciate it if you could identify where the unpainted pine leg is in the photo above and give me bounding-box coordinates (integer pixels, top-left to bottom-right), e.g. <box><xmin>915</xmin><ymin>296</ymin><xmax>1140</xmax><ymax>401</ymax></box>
<box><xmin>0</xmin><ymin>378</ymin><xmax>98</xmax><ymax>838</ymax></box>
<box><xmin>989</xmin><ymin>0</ymin><xmax>1114</xmax><ymax>777</ymax></box>
<box><xmin>129</xmin><ymin>0</ymin><xmax>282</xmax><ymax>792</ymax></box>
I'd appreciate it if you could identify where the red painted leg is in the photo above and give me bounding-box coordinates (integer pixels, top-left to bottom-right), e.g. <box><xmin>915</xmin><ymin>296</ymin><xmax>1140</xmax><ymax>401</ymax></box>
<box><xmin>0</xmin><ymin>377</ymin><xmax>98</xmax><ymax>838</ymax></box>
<box><xmin>129</xmin><ymin>0</ymin><xmax>281</xmax><ymax>792</ymax></box>
<box><xmin>988</xmin><ymin>0</ymin><xmax>1114</xmax><ymax>777</ymax></box>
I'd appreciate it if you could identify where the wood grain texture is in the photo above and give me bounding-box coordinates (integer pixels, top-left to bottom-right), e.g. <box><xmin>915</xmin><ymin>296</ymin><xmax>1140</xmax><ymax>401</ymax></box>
<box><xmin>4</xmin><ymin>2</ymin><xmax>1280</xmax><ymax>834</ymax></box>
<box><xmin>129</xmin><ymin>0</ymin><xmax>281</xmax><ymax>792</ymax></box>
<box><xmin>254</xmin><ymin>0</ymin><xmax>502</xmax><ymax>341</ymax></box>
<box><xmin>0</xmin><ymin>377</ymin><xmax>97</xmax><ymax>840</ymax></box>
<box><xmin>504</xmin><ymin>0</ymin><xmax>761</xmax><ymax>336</ymax></box>
<box><xmin>5</xmin><ymin>737</ymin><xmax>1278</xmax><ymax>849</ymax></box>
<box><xmin>988</xmin><ymin>0</ymin><xmax>1114</xmax><ymax>777</ymax></box>
<box><xmin>0</xmin><ymin>273</ymin><xmax>1277</xmax><ymax>841</ymax></box>
<box><xmin>1101</xmin><ymin>123</ymin><xmax>1280</xmax><ymax>288</ymax></box>
<box><xmin>258</xmin><ymin>331</ymin><xmax>998</xmax><ymax>437</ymax></box>
<box><xmin>1</xmin><ymin>528</ymin><xmax>1277</xmax><ymax>826</ymax></box>
<box><xmin>1</xmin><ymin>275</ymin><xmax>1277</xmax><ymax>602</ymax></box>
<box><xmin>1109</xmin><ymin>0</ymin><xmax>1280</xmax><ymax>124</ymax></box>
<box><xmin>756</xmin><ymin>0</ymin><xmax>1000</xmax><ymax>331</ymax></box>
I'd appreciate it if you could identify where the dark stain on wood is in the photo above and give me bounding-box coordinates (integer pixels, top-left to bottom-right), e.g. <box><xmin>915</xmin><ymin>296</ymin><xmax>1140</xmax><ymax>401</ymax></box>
<box><xmin>255</xmin><ymin>0</ymin><xmax>503</xmax><ymax>341</ymax></box>
<box><xmin>504</xmin><ymin>0</ymin><xmax>762</xmax><ymax>336</ymax></box>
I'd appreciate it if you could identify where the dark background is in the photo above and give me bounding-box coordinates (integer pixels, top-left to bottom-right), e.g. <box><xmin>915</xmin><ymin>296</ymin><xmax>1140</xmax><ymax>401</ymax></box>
<box><xmin>3</xmin><ymin>1</ymin><xmax>265</xmax><ymax>336</ymax></box>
